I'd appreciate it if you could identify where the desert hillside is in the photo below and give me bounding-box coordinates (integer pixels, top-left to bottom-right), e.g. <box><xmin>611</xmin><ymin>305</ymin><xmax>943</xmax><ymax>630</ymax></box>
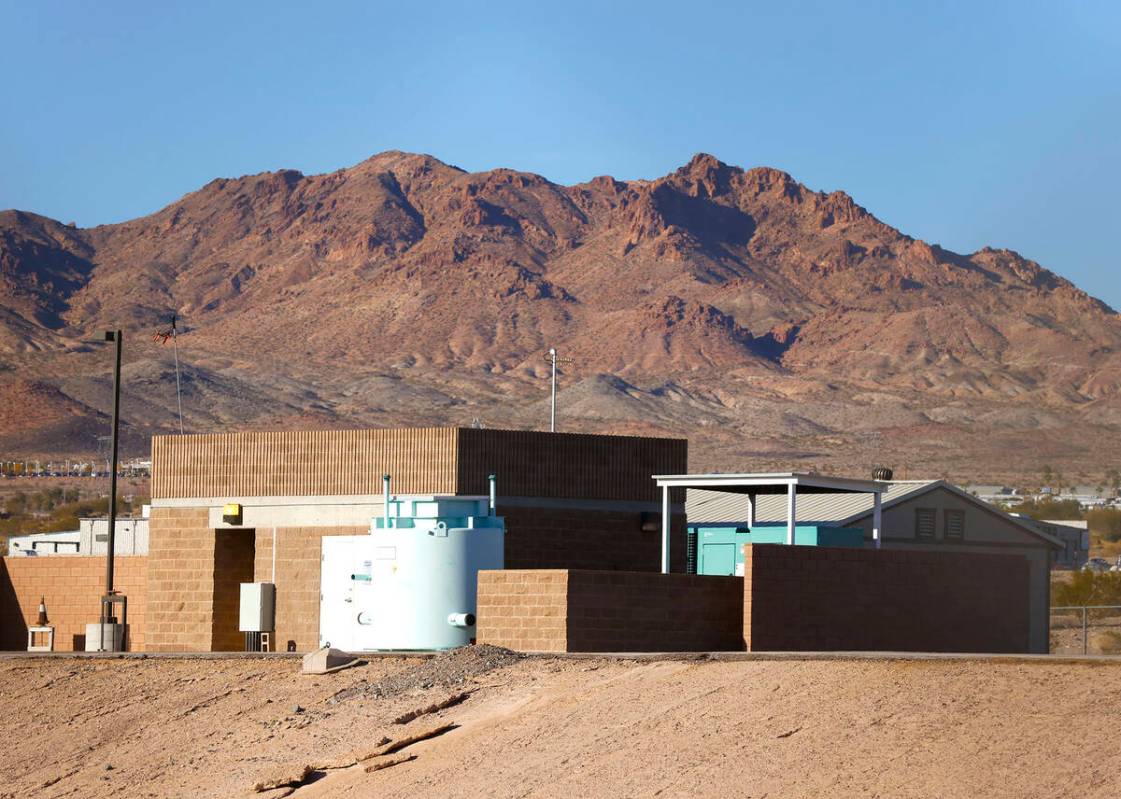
<box><xmin>2</xmin><ymin>152</ymin><xmax>1119</xmax><ymax>481</ymax></box>
<box><xmin>0</xmin><ymin>652</ymin><xmax>1117</xmax><ymax>799</ymax></box>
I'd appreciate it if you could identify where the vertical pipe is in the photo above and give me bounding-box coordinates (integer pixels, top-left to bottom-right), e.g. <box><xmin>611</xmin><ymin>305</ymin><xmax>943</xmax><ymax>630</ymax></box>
<box><xmin>382</xmin><ymin>474</ymin><xmax>391</xmax><ymax>529</ymax></box>
<box><xmin>746</xmin><ymin>493</ymin><xmax>755</xmax><ymax>528</ymax></box>
<box><xmin>549</xmin><ymin>348</ymin><xmax>557</xmax><ymax>433</ymax></box>
<box><xmin>786</xmin><ymin>483</ymin><xmax>796</xmax><ymax>545</ymax></box>
<box><xmin>873</xmin><ymin>491</ymin><xmax>882</xmax><ymax>550</ymax></box>
<box><xmin>661</xmin><ymin>484</ymin><xmax>670</xmax><ymax>574</ymax></box>
<box><xmin>103</xmin><ymin>330</ymin><xmax>122</xmax><ymax>624</ymax></box>
<box><xmin>488</xmin><ymin>473</ymin><xmax>496</xmax><ymax>516</ymax></box>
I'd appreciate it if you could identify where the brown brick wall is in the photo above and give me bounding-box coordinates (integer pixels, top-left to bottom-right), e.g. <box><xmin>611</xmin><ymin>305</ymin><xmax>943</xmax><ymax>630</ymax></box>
<box><xmin>0</xmin><ymin>556</ymin><xmax>148</xmax><ymax>651</ymax></box>
<box><xmin>146</xmin><ymin>507</ymin><xmax>214</xmax><ymax>652</ymax></box>
<box><xmin>254</xmin><ymin>526</ymin><xmax>367</xmax><ymax>651</ymax></box>
<box><xmin>742</xmin><ymin>544</ymin><xmax>1032</xmax><ymax>653</ymax></box>
<box><xmin>152</xmin><ymin>427</ymin><xmax>687</xmax><ymax>502</ymax></box>
<box><xmin>456</xmin><ymin>429</ymin><xmax>688</xmax><ymax>502</ymax></box>
<box><xmin>476</xmin><ymin>569</ymin><xmax>743</xmax><ymax>652</ymax></box>
<box><xmin>499</xmin><ymin>506</ymin><xmax>686</xmax><ymax>572</ymax></box>
<box><xmin>477</xmin><ymin>570</ymin><xmax>570</xmax><ymax>652</ymax></box>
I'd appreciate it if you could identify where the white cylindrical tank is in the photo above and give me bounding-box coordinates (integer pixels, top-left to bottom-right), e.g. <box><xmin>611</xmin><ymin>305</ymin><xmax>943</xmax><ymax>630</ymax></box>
<box><xmin>364</xmin><ymin>522</ymin><xmax>503</xmax><ymax>650</ymax></box>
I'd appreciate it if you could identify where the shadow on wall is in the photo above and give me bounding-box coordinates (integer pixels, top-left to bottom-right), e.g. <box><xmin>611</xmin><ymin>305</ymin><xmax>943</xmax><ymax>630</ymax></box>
<box><xmin>0</xmin><ymin>559</ymin><xmax>29</xmax><ymax>649</ymax></box>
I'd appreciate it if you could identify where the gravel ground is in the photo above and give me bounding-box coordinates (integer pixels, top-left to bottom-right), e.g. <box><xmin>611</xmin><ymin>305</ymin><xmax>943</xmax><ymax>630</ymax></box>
<box><xmin>2</xmin><ymin>651</ymin><xmax>1120</xmax><ymax>798</ymax></box>
<box><xmin>331</xmin><ymin>645</ymin><xmax>521</xmax><ymax>702</ymax></box>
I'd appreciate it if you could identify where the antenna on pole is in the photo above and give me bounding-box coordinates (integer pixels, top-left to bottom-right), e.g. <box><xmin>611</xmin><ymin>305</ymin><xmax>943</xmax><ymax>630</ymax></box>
<box><xmin>155</xmin><ymin>314</ymin><xmax>185</xmax><ymax>434</ymax></box>
<box><xmin>544</xmin><ymin>348</ymin><xmax>574</xmax><ymax>432</ymax></box>
<box><xmin>170</xmin><ymin>314</ymin><xmax>184</xmax><ymax>434</ymax></box>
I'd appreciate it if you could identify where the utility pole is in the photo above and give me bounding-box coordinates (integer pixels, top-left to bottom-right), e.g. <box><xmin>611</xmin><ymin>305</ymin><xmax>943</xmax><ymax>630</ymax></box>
<box><xmin>99</xmin><ymin>329</ymin><xmax>126</xmax><ymax>649</ymax></box>
<box><xmin>544</xmin><ymin>348</ymin><xmax>574</xmax><ymax>433</ymax></box>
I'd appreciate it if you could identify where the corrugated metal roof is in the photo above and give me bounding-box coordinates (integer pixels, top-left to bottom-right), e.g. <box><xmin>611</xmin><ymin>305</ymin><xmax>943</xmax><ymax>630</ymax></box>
<box><xmin>686</xmin><ymin>481</ymin><xmax>939</xmax><ymax>525</ymax></box>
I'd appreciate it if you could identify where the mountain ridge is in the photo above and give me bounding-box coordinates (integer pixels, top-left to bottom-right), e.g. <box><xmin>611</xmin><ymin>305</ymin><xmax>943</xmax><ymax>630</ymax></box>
<box><xmin>0</xmin><ymin>151</ymin><xmax>1118</xmax><ymax>480</ymax></box>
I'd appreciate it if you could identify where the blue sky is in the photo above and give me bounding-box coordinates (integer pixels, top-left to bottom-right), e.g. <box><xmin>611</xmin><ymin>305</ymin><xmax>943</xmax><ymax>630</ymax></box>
<box><xmin>2</xmin><ymin>1</ymin><xmax>1119</xmax><ymax>307</ymax></box>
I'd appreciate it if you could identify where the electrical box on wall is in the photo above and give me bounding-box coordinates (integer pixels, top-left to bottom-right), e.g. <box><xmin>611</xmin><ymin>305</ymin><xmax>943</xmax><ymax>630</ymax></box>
<box><xmin>239</xmin><ymin>582</ymin><xmax>276</xmax><ymax>632</ymax></box>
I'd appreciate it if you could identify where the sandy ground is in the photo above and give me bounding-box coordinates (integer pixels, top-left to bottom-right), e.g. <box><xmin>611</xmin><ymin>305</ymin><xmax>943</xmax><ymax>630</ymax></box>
<box><xmin>2</xmin><ymin>651</ymin><xmax>1120</xmax><ymax>799</ymax></box>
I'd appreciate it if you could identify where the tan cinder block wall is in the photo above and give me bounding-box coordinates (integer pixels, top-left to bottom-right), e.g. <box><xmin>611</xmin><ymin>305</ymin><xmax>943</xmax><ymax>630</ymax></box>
<box><xmin>146</xmin><ymin>507</ymin><xmax>215</xmax><ymax>652</ymax></box>
<box><xmin>0</xmin><ymin>556</ymin><xmax>148</xmax><ymax>651</ymax></box>
<box><xmin>254</xmin><ymin>526</ymin><xmax>367</xmax><ymax>651</ymax></box>
<box><xmin>477</xmin><ymin>570</ymin><xmax>570</xmax><ymax>651</ymax></box>
<box><xmin>743</xmin><ymin>544</ymin><xmax>1032</xmax><ymax>653</ymax></box>
<box><xmin>151</xmin><ymin>427</ymin><xmax>687</xmax><ymax>502</ymax></box>
<box><xmin>476</xmin><ymin>569</ymin><xmax>743</xmax><ymax>652</ymax></box>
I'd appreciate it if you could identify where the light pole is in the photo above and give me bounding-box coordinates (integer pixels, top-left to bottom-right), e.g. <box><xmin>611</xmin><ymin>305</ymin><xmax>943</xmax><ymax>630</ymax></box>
<box><xmin>548</xmin><ymin>348</ymin><xmax>557</xmax><ymax>432</ymax></box>
<box><xmin>98</xmin><ymin>329</ymin><xmax>127</xmax><ymax>650</ymax></box>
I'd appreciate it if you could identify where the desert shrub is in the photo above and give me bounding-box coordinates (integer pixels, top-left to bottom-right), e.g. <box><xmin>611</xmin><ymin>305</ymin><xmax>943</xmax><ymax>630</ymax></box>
<box><xmin>1053</xmin><ymin>569</ymin><xmax>1121</xmax><ymax>607</ymax></box>
<box><xmin>1092</xmin><ymin>631</ymin><xmax>1121</xmax><ymax>655</ymax></box>
<box><xmin>1087</xmin><ymin>508</ymin><xmax>1121</xmax><ymax>543</ymax></box>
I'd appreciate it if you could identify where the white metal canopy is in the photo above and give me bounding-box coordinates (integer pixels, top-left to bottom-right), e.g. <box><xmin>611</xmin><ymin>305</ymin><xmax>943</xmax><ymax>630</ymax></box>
<box><xmin>653</xmin><ymin>472</ymin><xmax>886</xmax><ymax>573</ymax></box>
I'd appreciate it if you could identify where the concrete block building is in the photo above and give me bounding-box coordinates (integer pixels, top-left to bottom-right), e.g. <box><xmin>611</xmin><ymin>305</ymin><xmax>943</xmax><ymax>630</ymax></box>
<box><xmin>145</xmin><ymin>427</ymin><xmax>687</xmax><ymax>652</ymax></box>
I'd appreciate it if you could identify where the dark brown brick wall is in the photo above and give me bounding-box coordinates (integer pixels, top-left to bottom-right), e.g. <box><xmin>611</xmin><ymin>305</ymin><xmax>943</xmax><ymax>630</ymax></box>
<box><xmin>499</xmin><ymin>506</ymin><xmax>686</xmax><ymax>572</ymax></box>
<box><xmin>743</xmin><ymin>544</ymin><xmax>1032</xmax><ymax>653</ymax></box>
<box><xmin>456</xmin><ymin>429</ymin><xmax>687</xmax><ymax>502</ymax></box>
<box><xmin>211</xmin><ymin>530</ymin><xmax>256</xmax><ymax>652</ymax></box>
<box><xmin>565</xmin><ymin>571</ymin><xmax>744</xmax><ymax>652</ymax></box>
<box><xmin>477</xmin><ymin>569</ymin><xmax>743</xmax><ymax>652</ymax></box>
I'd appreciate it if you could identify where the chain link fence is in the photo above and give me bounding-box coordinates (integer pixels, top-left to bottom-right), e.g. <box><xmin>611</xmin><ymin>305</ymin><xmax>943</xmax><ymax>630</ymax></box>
<box><xmin>1051</xmin><ymin>605</ymin><xmax>1121</xmax><ymax>655</ymax></box>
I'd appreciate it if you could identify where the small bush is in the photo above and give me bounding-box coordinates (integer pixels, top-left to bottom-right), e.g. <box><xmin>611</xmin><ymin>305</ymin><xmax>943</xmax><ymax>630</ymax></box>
<box><xmin>1053</xmin><ymin>569</ymin><xmax>1121</xmax><ymax>607</ymax></box>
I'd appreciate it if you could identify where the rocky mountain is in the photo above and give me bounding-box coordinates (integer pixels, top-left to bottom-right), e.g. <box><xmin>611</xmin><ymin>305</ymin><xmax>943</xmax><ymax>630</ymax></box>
<box><xmin>1</xmin><ymin>151</ymin><xmax>1119</xmax><ymax>482</ymax></box>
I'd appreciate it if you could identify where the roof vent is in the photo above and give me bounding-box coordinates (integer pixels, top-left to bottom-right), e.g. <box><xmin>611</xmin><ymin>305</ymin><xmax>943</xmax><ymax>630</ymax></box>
<box><xmin>872</xmin><ymin>466</ymin><xmax>893</xmax><ymax>481</ymax></box>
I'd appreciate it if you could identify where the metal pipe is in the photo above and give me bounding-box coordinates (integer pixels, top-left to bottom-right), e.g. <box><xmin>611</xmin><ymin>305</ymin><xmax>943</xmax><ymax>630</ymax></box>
<box><xmin>661</xmin><ymin>484</ymin><xmax>670</xmax><ymax>573</ymax></box>
<box><xmin>488</xmin><ymin>473</ymin><xmax>497</xmax><ymax>516</ymax></box>
<box><xmin>103</xmin><ymin>329</ymin><xmax>123</xmax><ymax>623</ymax></box>
<box><xmin>786</xmin><ymin>483</ymin><xmax>796</xmax><ymax>545</ymax></box>
<box><xmin>382</xmin><ymin>473</ymin><xmax>391</xmax><ymax>528</ymax></box>
<box><xmin>872</xmin><ymin>491</ymin><xmax>882</xmax><ymax>550</ymax></box>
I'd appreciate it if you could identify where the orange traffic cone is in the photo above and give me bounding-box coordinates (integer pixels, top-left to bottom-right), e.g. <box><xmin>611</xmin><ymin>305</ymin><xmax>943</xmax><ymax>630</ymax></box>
<box><xmin>37</xmin><ymin>597</ymin><xmax>48</xmax><ymax>626</ymax></box>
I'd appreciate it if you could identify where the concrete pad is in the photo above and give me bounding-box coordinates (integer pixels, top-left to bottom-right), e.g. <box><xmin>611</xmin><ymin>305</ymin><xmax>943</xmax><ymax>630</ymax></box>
<box><xmin>302</xmin><ymin>646</ymin><xmax>363</xmax><ymax>675</ymax></box>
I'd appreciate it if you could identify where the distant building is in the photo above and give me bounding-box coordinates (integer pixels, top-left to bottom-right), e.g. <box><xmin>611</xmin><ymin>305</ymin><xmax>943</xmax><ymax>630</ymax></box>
<box><xmin>7</xmin><ymin>515</ymin><xmax>149</xmax><ymax>557</ymax></box>
<box><xmin>7</xmin><ymin>530</ymin><xmax>80</xmax><ymax>556</ymax></box>
<box><xmin>1011</xmin><ymin>518</ymin><xmax>1089</xmax><ymax>570</ymax></box>
<box><xmin>78</xmin><ymin>516</ymin><xmax>149</xmax><ymax>555</ymax></box>
<box><xmin>965</xmin><ymin>485</ymin><xmax>1022</xmax><ymax>507</ymax></box>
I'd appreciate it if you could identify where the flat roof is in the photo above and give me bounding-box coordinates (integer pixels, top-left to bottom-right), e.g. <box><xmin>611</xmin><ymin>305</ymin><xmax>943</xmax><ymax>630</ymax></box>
<box><xmin>653</xmin><ymin>472</ymin><xmax>883</xmax><ymax>495</ymax></box>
